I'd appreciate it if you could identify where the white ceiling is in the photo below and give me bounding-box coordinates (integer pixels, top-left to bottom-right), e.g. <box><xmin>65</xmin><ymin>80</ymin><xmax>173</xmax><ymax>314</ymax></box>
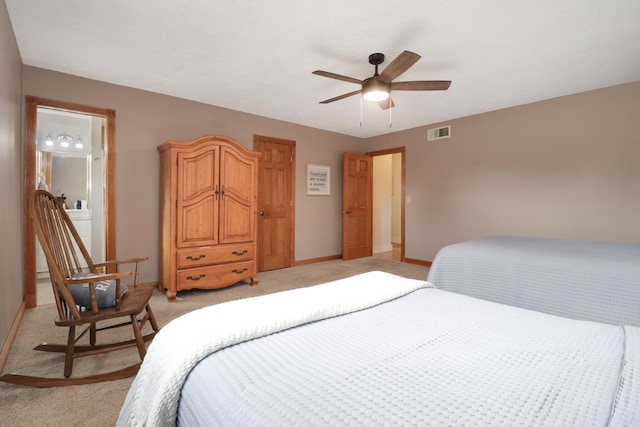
<box><xmin>6</xmin><ymin>0</ymin><xmax>640</xmax><ymax>138</ymax></box>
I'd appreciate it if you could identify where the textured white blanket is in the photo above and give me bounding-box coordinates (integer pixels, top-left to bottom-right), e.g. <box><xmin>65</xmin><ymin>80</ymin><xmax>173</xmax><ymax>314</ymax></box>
<box><xmin>117</xmin><ymin>271</ymin><xmax>432</xmax><ymax>427</ymax></box>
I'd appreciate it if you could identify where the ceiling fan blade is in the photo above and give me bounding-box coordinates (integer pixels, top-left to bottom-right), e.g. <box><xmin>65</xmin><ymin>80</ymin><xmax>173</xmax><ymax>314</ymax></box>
<box><xmin>378</xmin><ymin>51</ymin><xmax>421</xmax><ymax>83</ymax></box>
<box><xmin>378</xmin><ymin>98</ymin><xmax>395</xmax><ymax>110</ymax></box>
<box><xmin>391</xmin><ymin>80</ymin><xmax>452</xmax><ymax>91</ymax></box>
<box><xmin>319</xmin><ymin>90</ymin><xmax>362</xmax><ymax>104</ymax></box>
<box><xmin>312</xmin><ymin>70</ymin><xmax>363</xmax><ymax>85</ymax></box>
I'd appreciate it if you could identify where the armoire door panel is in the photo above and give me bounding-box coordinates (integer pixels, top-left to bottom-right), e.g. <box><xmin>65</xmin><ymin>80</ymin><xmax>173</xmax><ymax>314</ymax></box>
<box><xmin>176</xmin><ymin>146</ymin><xmax>219</xmax><ymax>248</ymax></box>
<box><xmin>221</xmin><ymin>148</ymin><xmax>254</xmax><ymax>203</ymax></box>
<box><xmin>177</xmin><ymin>148</ymin><xmax>219</xmax><ymax>200</ymax></box>
<box><xmin>219</xmin><ymin>198</ymin><xmax>253</xmax><ymax>243</ymax></box>
<box><xmin>178</xmin><ymin>197</ymin><xmax>218</xmax><ymax>247</ymax></box>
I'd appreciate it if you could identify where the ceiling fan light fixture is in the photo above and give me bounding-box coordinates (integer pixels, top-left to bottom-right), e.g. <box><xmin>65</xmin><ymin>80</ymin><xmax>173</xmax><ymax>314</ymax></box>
<box><xmin>362</xmin><ymin>78</ymin><xmax>390</xmax><ymax>102</ymax></box>
<box><xmin>363</xmin><ymin>88</ymin><xmax>389</xmax><ymax>102</ymax></box>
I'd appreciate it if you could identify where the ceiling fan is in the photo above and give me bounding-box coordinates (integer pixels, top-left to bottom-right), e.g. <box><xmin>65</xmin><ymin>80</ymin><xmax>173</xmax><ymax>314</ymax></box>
<box><xmin>313</xmin><ymin>51</ymin><xmax>451</xmax><ymax>109</ymax></box>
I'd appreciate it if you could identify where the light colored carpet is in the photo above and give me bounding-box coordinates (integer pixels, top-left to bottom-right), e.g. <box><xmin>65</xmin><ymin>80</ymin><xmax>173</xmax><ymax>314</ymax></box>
<box><xmin>0</xmin><ymin>257</ymin><xmax>428</xmax><ymax>426</ymax></box>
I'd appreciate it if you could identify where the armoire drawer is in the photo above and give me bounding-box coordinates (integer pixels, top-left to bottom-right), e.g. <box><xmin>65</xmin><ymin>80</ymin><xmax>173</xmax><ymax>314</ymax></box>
<box><xmin>177</xmin><ymin>244</ymin><xmax>254</xmax><ymax>269</ymax></box>
<box><xmin>177</xmin><ymin>261</ymin><xmax>255</xmax><ymax>291</ymax></box>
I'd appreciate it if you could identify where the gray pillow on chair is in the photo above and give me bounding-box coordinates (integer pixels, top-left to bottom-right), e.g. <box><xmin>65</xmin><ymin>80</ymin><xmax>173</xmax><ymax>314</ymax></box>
<box><xmin>68</xmin><ymin>272</ymin><xmax>128</xmax><ymax>309</ymax></box>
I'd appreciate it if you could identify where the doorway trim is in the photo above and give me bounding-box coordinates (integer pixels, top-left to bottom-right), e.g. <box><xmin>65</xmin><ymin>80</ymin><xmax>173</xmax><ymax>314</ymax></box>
<box><xmin>23</xmin><ymin>96</ymin><xmax>116</xmax><ymax>308</ymax></box>
<box><xmin>366</xmin><ymin>147</ymin><xmax>406</xmax><ymax>262</ymax></box>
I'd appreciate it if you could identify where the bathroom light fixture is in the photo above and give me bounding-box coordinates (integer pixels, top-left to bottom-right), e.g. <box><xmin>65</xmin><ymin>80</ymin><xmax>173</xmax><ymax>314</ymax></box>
<box><xmin>44</xmin><ymin>132</ymin><xmax>87</xmax><ymax>149</ymax></box>
<box><xmin>56</xmin><ymin>133</ymin><xmax>73</xmax><ymax>148</ymax></box>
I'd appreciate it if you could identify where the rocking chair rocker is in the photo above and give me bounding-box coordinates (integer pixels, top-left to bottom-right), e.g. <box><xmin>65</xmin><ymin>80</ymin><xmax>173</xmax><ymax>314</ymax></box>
<box><xmin>0</xmin><ymin>190</ymin><xmax>159</xmax><ymax>387</ymax></box>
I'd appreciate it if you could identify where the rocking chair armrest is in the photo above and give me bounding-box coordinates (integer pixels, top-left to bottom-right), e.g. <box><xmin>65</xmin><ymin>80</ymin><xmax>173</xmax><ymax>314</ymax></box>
<box><xmin>94</xmin><ymin>257</ymin><xmax>148</xmax><ymax>287</ymax></box>
<box><xmin>93</xmin><ymin>257</ymin><xmax>148</xmax><ymax>269</ymax></box>
<box><xmin>66</xmin><ymin>271</ymin><xmax>131</xmax><ymax>284</ymax></box>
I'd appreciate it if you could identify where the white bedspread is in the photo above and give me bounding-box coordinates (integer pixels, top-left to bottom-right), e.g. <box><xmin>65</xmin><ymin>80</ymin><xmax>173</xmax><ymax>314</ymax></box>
<box><xmin>174</xmin><ymin>285</ymin><xmax>639</xmax><ymax>426</ymax></box>
<box><xmin>117</xmin><ymin>271</ymin><xmax>432</xmax><ymax>427</ymax></box>
<box><xmin>427</xmin><ymin>236</ymin><xmax>640</xmax><ymax>325</ymax></box>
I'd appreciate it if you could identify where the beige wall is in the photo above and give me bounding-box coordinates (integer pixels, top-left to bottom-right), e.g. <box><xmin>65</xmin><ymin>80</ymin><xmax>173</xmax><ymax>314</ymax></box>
<box><xmin>16</xmin><ymin>67</ymin><xmax>640</xmax><ymax>288</ymax></box>
<box><xmin>0</xmin><ymin>0</ymin><xmax>24</xmax><ymax>352</ymax></box>
<box><xmin>367</xmin><ymin>81</ymin><xmax>640</xmax><ymax>261</ymax></box>
<box><xmin>22</xmin><ymin>66</ymin><xmax>363</xmax><ymax>283</ymax></box>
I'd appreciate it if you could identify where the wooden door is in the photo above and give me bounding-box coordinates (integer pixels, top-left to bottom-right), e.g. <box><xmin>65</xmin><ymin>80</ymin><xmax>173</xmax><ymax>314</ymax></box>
<box><xmin>218</xmin><ymin>147</ymin><xmax>257</xmax><ymax>244</ymax></box>
<box><xmin>176</xmin><ymin>146</ymin><xmax>219</xmax><ymax>247</ymax></box>
<box><xmin>254</xmin><ymin>135</ymin><xmax>295</xmax><ymax>271</ymax></box>
<box><xmin>342</xmin><ymin>152</ymin><xmax>373</xmax><ymax>260</ymax></box>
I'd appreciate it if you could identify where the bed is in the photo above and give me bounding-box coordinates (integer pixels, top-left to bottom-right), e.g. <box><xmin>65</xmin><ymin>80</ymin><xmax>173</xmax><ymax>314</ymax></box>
<box><xmin>118</xmin><ymin>243</ymin><xmax>640</xmax><ymax>426</ymax></box>
<box><xmin>427</xmin><ymin>235</ymin><xmax>640</xmax><ymax>326</ymax></box>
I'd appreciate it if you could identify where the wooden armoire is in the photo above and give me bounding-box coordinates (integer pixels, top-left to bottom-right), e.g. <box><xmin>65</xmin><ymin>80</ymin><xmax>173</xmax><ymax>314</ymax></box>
<box><xmin>158</xmin><ymin>135</ymin><xmax>261</xmax><ymax>301</ymax></box>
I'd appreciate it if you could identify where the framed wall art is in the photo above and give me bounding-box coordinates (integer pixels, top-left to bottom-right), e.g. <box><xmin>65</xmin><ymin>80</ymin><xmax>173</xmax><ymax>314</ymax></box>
<box><xmin>306</xmin><ymin>164</ymin><xmax>330</xmax><ymax>195</ymax></box>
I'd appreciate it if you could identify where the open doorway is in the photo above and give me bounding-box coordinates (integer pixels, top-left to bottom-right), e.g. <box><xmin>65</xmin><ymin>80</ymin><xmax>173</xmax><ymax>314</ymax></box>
<box><xmin>34</xmin><ymin>108</ymin><xmax>106</xmax><ymax>305</ymax></box>
<box><xmin>23</xmin><ymin>96</ymin><xmax>116</xmax><ymax>308</ymax></box>
<box><xmin>372</xmin><ymin>153</ymin><xmax>402</xmax><ymax>261</ymax></box>
<box><xmin>369</xmin><ymin>147</ymin><xmax>405</xmax><ymax>262</ymax></box>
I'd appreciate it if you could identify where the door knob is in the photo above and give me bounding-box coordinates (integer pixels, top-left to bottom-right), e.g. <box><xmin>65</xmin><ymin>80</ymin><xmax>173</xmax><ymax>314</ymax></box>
<box><xmin>342</xmin><ymin>210</ymin><xmax>352</xmax><ymax>214</ymax></box>
<box><xmin>259</xmin><ymin>211</ymin><xmax>269</xmax><ymax>216</ymax></box>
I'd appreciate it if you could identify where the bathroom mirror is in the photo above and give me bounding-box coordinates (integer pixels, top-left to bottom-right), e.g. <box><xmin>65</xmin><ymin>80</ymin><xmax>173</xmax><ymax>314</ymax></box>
<box><xmin>38</xmin><ymin>152</ymin><xmax>91</xmax><ymax>208</ymax></box>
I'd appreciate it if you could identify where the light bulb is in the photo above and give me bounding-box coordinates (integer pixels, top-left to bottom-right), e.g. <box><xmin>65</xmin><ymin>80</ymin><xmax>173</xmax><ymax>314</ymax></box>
<box><xmin>363</xmin><ymin>90</ymin><xmax>389</xmax><ymax>102</ymax></box>
<box><xmin>45</xmin><ymin>133</ymin><xmax>54</xmax><ymax>146</ymax></box>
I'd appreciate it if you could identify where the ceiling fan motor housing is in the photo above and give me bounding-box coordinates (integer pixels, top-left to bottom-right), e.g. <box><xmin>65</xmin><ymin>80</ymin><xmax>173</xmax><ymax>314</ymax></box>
<box><xmin>368</xmin><ymin>53</ymin><xmax>385</xmax><ymax>66</ymax></box>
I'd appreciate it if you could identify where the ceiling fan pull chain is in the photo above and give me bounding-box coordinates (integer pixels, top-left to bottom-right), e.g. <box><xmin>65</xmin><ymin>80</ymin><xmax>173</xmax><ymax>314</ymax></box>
<box><xmin>360</xmin><ymin>95</ymin><xmax>363</xmax><ymax>127</ymax></box>
<box><xmin>389</xmin><ymin>97</ymin><xmax>393</xmax><ymax>128</ymax></box>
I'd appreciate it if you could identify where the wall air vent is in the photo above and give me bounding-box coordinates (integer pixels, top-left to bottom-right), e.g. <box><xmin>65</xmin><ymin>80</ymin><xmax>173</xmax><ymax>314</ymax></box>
<box><xmin>427</xmin><ymin>125</ymin><xmax>451</xmax><ymax>141</ymax></box>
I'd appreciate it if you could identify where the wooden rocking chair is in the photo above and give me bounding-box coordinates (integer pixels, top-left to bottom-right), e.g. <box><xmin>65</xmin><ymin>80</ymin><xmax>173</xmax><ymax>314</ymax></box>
<box><xmin>0</xmin><ymin>190</ymin><xmax>159</xmax><ymax>387</ymax></box>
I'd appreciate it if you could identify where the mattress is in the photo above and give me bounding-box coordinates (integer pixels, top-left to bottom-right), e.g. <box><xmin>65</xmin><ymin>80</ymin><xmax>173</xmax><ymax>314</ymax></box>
<box><xmin>176</xmin><ymin>286</ymin><xmax>639</xmax><ymax>426</ymax></box>
<box><xmin>118</xmin><ymin>271</ymin><xmax>640</xmax><ymax>426</ymax></box>
<box><xmin>427</xmin><ymin>236</ymin><xmax>640</xmax><ymax>326</ymax></box>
